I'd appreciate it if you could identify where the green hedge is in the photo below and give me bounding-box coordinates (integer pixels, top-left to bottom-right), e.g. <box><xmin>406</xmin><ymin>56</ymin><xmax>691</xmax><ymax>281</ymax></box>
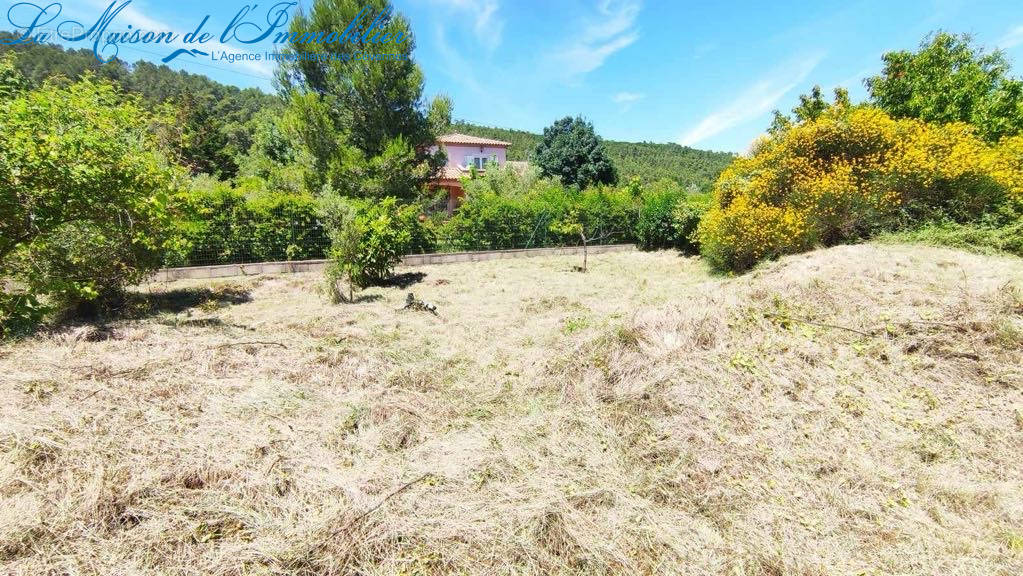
<box><xmin>166</xmin><ymin>169</ymin><xmax>708</xmax><ymax>269</ymax></box>
<box><xmin>432</xmin><ymin>169</ymin><xmax>705</xmax><ymax>253</ymax></box>
<box><xmin>168</xmin><ymin>179</ymin><xmax>329</xmax><ymax>266</ymax></box>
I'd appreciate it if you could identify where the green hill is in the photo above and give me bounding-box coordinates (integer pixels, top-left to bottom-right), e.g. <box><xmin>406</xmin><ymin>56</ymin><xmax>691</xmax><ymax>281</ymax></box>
<box><xmin>451</xmin><ymin>120</ymin><xmax>735</xmax><ymax>191</ymax></box>
<box><xmin>0</xmin><ymin>32</ymin><xmax>734</xmax><ymax>191</ymax></box>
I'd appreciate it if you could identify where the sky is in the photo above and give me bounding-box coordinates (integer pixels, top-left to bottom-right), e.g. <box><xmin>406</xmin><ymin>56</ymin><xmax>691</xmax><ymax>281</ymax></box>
<box><xmin>6</xmin><ymin>0</ymin><xmax>1023</xmax><ymax>152</ymax></box>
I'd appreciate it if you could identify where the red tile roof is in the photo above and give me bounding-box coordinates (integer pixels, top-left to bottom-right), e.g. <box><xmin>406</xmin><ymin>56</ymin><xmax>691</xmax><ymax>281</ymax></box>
<box><xmin>436</xmin><ymin>133</ymin><xmax>512</xmax><ymax>147</ymax></box>
<box><xmin>438</xmin><ymin>166</ymin><xmax>466</xmax><ymax>180</ymax></box>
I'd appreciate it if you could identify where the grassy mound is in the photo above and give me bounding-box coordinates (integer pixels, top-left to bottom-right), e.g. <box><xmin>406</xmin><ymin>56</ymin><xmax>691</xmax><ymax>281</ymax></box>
<box><xmin>1</xmin><ymin>245</ymin><xmax>1021</xmax><ymax>574</ymax></box>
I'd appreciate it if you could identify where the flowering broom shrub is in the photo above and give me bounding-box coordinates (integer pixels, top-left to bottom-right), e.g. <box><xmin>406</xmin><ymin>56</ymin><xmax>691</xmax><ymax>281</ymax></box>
<box><xmin>698</xmin><ymin>106</ymin><xmax>1023</xmax><ymax>272</ymax></box>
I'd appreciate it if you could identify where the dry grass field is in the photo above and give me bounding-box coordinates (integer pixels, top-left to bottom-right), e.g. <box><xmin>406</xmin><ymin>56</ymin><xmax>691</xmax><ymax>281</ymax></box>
<box><xmin>1</xmin><ymin>244</ymin><xmax>1022</xmax><ymax>575</ymax></box>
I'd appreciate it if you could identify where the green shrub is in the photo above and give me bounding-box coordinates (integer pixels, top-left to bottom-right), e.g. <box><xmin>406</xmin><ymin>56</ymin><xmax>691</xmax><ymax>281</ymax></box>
<box><xmin>878</xmin><ymin>206</ymin><xmax>1023</xmax><ymax>257</ymax></box>
<box><xmin>635</xmin><ymin>181</ymin><xmax>711</xmax><ymax>251</ymax></box>
<box><xmin>245</xmin><ymin>191</ymin><xmax>328</xmax><ymax>262</ymax></box>
<box><xmin>433</xmin><ymin>167</ymin><xmax>559</xmax><ymax>251</ymax></box>
<box><xmin>436</xmin><ymin>166</ymin><xmax>639</xmax><ymax>251</ymax></box>
<box><xmin>1</xmin><ymin>70</ymin><xmax>178</xmax><ymax>331</ymax></box>
<box><xmin>0</xmin><ymin>292</ymin><xmax>45</xmax><ymax>339</ymax></box>
<box><xmin>574</xmin><ymin>185</ymin><xmax>638</xmax><ymax>245</ymax></box>
<box><xmin>169</xmin><ymin>177</ymin><xmax>328</xmax><ymax>266</ymax></box>
<box><xmin>320</xmin><ymin>194</ymin><xmax>431</xmax><ymax>295</ymax></box>
<box><xmin>355</xmin><ymin>198</ymin><xmax>414</xmax><ymax>284</ymax></box>
<box><xmin>672</xmin><ymin>192</ymin><xmax>713</xmax><ymax>253</ymax></box>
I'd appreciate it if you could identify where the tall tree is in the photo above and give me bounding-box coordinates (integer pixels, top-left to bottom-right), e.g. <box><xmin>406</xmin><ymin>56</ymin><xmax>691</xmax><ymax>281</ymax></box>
<box><xmin>866</xmin><ymin>31</ymin><xmax>1023</xmax><ymax>142</ymax></box>
<box><xmin>534</xmin><ymin>116</ymin><xmax>618</xmax><ymax>188</ymax></box>
<box><xmin>277</xmin><ymin>0</ymin><xmax>444</xmax><ymax>199</ymax></box>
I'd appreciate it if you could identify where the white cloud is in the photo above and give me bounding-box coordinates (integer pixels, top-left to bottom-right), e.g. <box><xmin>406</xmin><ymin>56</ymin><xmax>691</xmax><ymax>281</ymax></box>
<box><xmin>998</xmin><ymin>25</ymin><xmax>1023</xmax><ymax>50</ymax></box>
<box><xmin>429</xmin><ymin>0</ymin><xmax>504</xmax><ymax>50</ymax></box>
<box><xmin>612</xmin><ymin>91</ymin><xmax>644</xmax><ymax>110</ymax></box>
<box><xmin>612</xmin><ymin>91</ymin><xmax>644</xmax><ymax>103</ymax></box>
<box><xmin>678</xmin><ymin>53</ymin><xmax>824</xmax><ymax>147</ymax></box>
<box><xmin>552</xmin><ymin>0</ymin><xmax>641</xmax><ymax>78</ymax></box>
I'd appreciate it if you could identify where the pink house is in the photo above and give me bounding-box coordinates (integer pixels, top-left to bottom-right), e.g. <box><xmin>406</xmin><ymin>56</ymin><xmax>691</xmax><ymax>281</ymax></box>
<box><xmin>430</xmin><ymin>133</ymin><xmax>512</xmax><ymax>213</ymax></box>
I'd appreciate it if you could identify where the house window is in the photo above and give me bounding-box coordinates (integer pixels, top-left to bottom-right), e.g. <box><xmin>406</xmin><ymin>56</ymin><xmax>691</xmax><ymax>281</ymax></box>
<box><xmin>464</xmin><ymin>155</ymin><xmax>497</xmax><ymax>170</ymax></box>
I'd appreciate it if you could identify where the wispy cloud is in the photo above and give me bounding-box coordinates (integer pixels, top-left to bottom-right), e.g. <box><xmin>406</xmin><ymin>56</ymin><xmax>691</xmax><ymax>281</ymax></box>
<box><xmin>429</xmin><ymin>0</ymin><xmax>504</xmax><ymax>50</ymax></box>
<box><xmin>552</xmin><ymin>0</ymin><xmax>641</xmax><ymax>78</ymax></box>
<box><xmin>998</xmin><ymin>25</ymin><xmax>1023</xmax><ymax>50</ymax></box>
<box><xmin>835</xmin><ymin>66</ymin><xmax>874</xmax><ymax>91</ymax></box>
<box><xmin>433</xmin><ymin>23</ymin><xmax>530</xmax><ymax>127</ymax></box>
<box><xmin>678</xmin><ymin>53</ymin><xmax>824</xmax><ymax>147</ymax></box>
<box><xmin>612</xmin><ymin>91</ymin><xmax>644</xmax><ymax>110</ymax></box>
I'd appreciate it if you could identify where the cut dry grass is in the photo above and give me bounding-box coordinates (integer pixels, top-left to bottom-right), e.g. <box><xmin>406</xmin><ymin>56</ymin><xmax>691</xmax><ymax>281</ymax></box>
<box><xmin>1</xmin><ymin>244</ymin><xmax>1022</xmax><ymax>575</ymax></box>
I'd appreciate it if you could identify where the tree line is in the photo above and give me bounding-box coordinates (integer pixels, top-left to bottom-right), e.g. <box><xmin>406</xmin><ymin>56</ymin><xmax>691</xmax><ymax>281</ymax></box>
<box><xmin>450</xmin><ymin>120</ymin><xmax>735</xmax><ymax>191</ymax></box>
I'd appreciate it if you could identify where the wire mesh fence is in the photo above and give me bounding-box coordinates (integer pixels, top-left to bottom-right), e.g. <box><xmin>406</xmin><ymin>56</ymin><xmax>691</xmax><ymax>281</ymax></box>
<box><xmin>170</xmin><ymin>207</ymin><xmax>634</xmax><ymax>268</ymax></box>
<box><xmin>173</xmin><ymin>213</ymin><xmax>332</xmax><ymax>267</ymax></box>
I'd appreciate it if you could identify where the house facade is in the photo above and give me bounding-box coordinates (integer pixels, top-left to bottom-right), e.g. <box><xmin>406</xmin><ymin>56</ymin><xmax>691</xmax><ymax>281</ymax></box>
<box><xmin>430</xmin><ymin>133</ymin><xmax>512</xmax><ymax>213</ymax></box>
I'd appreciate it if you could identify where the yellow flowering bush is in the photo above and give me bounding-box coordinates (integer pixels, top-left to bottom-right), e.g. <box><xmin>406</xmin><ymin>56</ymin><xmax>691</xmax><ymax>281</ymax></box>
<box><xmin>990</xmin><ymin>135</ymin><xmax>1023</xmax><ymax>204</ymax></box>
<box><xmin>699</xmin><ymin>106</ymin><xmax>1022</xmax><ymax>272</ymax></box>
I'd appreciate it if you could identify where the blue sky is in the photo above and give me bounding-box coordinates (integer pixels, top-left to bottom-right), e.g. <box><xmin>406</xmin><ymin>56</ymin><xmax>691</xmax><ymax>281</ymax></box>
<box><xmin>7</xmin><ymin>0</ymin><xmax>1023</xmax><ymax>152</ymax></box>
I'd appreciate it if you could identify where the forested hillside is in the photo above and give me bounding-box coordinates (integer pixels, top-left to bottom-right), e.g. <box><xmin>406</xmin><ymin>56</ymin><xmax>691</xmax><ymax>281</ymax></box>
<box><xmin>451</xmin><ymin>120</ymin><xmax>735</xmax><ymax>190</ymax></box>
<box><xmin>0</xmin><ymin>31</ymin><xmax>280</xmax><ymax>179</ymax></box>
<box><xmin>0</xmin><ymin>32</ymin><xmax>732</xmax><ymax>191</ymax></box>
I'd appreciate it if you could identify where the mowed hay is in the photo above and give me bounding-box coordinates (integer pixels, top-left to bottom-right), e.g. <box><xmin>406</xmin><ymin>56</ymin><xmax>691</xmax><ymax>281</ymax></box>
<box><xmin>0</xmin><ymin>245</ymin><xmax>1021</xmax><ymax>575</ymax></box>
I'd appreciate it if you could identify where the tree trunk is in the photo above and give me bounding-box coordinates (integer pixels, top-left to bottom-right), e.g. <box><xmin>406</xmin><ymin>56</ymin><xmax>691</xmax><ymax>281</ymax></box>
<box><xmin>580</xmin><ymin>231</ymin><xmax>588</xmax><ymax>272</ymax></box>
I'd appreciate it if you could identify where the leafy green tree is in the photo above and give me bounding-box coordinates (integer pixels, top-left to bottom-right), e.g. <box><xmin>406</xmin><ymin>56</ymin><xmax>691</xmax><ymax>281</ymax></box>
<box><xmin>235</xmin><ymin>109</ymin><xmax>312</xmax><ymax>195</ymax></box>
<box><xmin>1</xmin><ymin>68</ymin><xmax>178</xmax><ymax>329</ymax></box>
<box><xmin>795</xmin><ymin>85</ymin><xmax>829</xmax><ymax>122</ymax></box>
<box><xmin>428</xmin><ymin>93</ymin><xmax>453</xmax><ymax>136</ymax></box>
<box><xmin>278</xmin><ymin>0</ymin><xmax>444</xmax><ymax>199</ymax></box>
<box><xmin>535</xmin><ymin>116</ymin><xmax>618</xmax><ymax>188</ymax></box>
<box><xmin>866</xmin><ymin>31</ymin><xmax>1023</xmax><ymax>142</ymax></box>
<box><xmin>1</xmin><ymin>34</ymin><xmax>280</xmax><ymax>180</ymax></box>
<box><xmin>0</xmin><ymin>52</ymin><xmax>25</xmax><ymax>99</ymax></box>
<box><xmin>320</xmin><ymin>195</ymin><xmax>364</xmax><ymax>302</ymax></box>
<box><xmin>159</xmin><ymin>92</ymin><xmax>238</xmax><ymax>178</ymax></box>
<box><xmin>770</xmin><ymin>86</ymin><xmax>852</xmax><ymax>134</ymax></box>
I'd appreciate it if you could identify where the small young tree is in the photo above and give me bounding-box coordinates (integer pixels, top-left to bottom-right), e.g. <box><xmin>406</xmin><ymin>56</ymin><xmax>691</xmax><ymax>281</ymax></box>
<box><xmin>550</xmin><ymin>209</ymin><xmax>617</xmax><ymax>272</ymax></box>
<box><xmin>319</xmin><ymin>192</ymin><xmax>364</xmax><ymax>303</ymax></box>
<box><xmin>319</xmin><ymin>193</ymin><xmax>428</xmax><ymax>302</ymax></box>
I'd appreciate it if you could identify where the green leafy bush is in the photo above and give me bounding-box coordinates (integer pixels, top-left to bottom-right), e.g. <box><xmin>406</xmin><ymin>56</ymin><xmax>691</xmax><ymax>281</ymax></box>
<box><xmin>573</xmin><ymin>185</ymin><xmax>637</xmax><ymax>244</ymax></box>
<box><xmin>1</xmin><ymin>68</ymin><xmax>179</xmax><ymax>331</ymax></box>
<box><xmin>0</xmin><ymin>292</ymin><xmax>45</xmax><ymax>339</ymax></box>
<box><xmin>673</xmin><ymin>193</ymin><xmax>713</xmax><ymax>253</ymax></box>
<box><xmin>435</xmin><ymin>169</ymin><xmax>569</xmax><ymax>250</ymax></box>
<box><xmin>169</xmin><ymin>177</ymin><xmax>329</xmax><ymax>266</ymax></box>
<box><xmin>633</xmin><ymin>180</ymin><xmax>693</xmax><ymax>250</ymax></box>
<box><xmin>320</xmin><ymin>194</ymin><xmax>432</xmax><ymax>296</ymax></box>
<box><xmin>878</xmin><ymin>205</ymin><xmax>1023</xmax><ymax>257</ymax></box>
<box><xmin>435</xmin><ymin>166</ymin><xmax>638</xmax><ymax>251</ymax></box>
<box><xmin>634</xmin><ymin>180</ymin><xmax>711</xmax><ymax>252</ymax></box>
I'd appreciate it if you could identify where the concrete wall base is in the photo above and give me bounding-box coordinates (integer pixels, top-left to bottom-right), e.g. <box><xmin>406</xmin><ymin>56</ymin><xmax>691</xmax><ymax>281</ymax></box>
<box><xmin>150</xmin><ymin>244</ymin><xmax>637</xmax><ymax>282</ymax></box>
